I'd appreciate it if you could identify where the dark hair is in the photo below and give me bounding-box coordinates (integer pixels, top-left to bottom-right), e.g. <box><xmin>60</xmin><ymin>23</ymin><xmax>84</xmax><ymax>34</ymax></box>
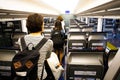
<box><xmin>26</xmin><ymin>13</ymin><xmax>43</xmax><ymax>33</ymax></box>
<box><xmin>54</xmin><ymin>20</ymin><xmax>62</xmax><ymax>30</ymax></box>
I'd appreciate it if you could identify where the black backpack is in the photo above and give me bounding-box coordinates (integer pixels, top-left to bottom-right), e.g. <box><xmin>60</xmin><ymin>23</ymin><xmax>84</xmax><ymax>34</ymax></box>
<box><xmin>51</xmin><ymin>30</ymin><xmax>64</xmax><ymax>48</ymax></box>
<box><xmin>11</xmin><ymin>37</ymin><xmax>47</xmax><ymax>80</ymax></box>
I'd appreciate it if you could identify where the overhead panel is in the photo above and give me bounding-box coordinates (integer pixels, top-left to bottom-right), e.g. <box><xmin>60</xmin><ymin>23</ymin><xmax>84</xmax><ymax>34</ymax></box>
<box><xmin>0</xmin><ymin>0</ymin><xmax>119</xmax><ymax>18</ymax></box>
<box><xmin>74</xmin><ymin>0</ymin><xmax>112</xmax><ymax>14</ymax></box>
<box><xmin>0</xmin><ymin>0</ymin><xmax>60</xmax><ymax>15</ymax></box>
<box><xmin>76</xmin><ymin>0</ymin><xmax>120</xmax><ymax>16</ymax></box>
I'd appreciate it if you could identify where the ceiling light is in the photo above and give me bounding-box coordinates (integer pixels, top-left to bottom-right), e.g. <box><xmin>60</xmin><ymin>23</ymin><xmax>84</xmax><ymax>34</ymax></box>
<box><xmin>0</xmin><ymin>13</ymin><xmax>7</xmax><ymax>15</ymax></box>
<box><xmin>10</xmin><ymin>14</ymin><xmax>28</xmax><ymax>15</ymax></box>
<box><xmin>92</xmin><ymin>10</ymin><xmax>106</xmax><ymax>14</ymax></box>
<box><xmin>40</xmin><ymin>0</ymin><xmax>79</xmax><ymax>14</ymax></box>
<box><xmin>107</xmin><ymin>7</ymin><xmax>120</xmax><ymax>11</ymax></box>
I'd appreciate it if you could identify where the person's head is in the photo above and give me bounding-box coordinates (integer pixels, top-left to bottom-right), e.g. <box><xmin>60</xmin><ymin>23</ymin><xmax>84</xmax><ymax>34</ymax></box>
<box><xmin>26</xmin><ymin>13</ymin><xmax>44</xmax><ymax>33</ymax></box>
<box><xmin>57</xmin><ymin>16</ymin><xmax>63</xmax><ymax>21</ymax></box>
<box><xmin>54</xmin><ymin>20</ymin><xmax>62</xmax><ymax>30</ymax></box>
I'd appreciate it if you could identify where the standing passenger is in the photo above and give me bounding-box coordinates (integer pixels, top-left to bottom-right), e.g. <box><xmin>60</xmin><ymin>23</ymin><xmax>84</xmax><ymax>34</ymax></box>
<box><xmin>51</xmin><ymin>20</ymin><xmax>65</xmax><ymax>64</ymax></box>
<box><xmin>17</xmin><ymin>13</ymin><xmax>53</xmax><ymax>79</ymax></box>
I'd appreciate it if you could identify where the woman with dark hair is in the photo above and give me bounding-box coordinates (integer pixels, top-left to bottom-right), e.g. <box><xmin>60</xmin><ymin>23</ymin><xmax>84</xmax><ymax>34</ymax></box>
<box><xmin>51</xmin><ymin>20</ymin><xmax>65</xmax><ymax>64</ymax></box>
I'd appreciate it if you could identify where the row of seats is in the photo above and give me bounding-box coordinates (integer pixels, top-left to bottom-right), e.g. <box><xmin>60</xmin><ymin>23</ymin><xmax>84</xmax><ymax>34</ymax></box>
<box><xmin>69</xmin><ymin>24</ymin><xmax>93</xmax><ymax>33</ymax></box>
<box><xmin>66</xmin><ymin>20</ymin><xmax>105</xmax><ymax>80</ymax></box>
<box><xmin>0</xmin><ymin>50</ymin><xmax>16</xmax><ymax>80</ymax></box>
<box><xmin>43</xmin><ymin>25</ymin><xmax>53</xmax><ymax>39</ymax></box>
<box><xmin>0</xmin><ymin>21</ymin><xmax>26</xmax><ymax>49</ymax></box>
<box><xmin>0</xmin><ymin>32</ymin><xmax>27</xmax><ymax>50</ymax></box>
<box><xmin>0</xmin><ymin>19</ymin><xmax>119</xmax><ymax>80</ymax></box>
<box><xmin>68</xmin><ymin>32</ymin><xmax>107</xmax><ymax>52</ymax></box>
<box><xmin>66</xmin><ymin>51</ymin><xmax>104</xmax><ymax>80</ymax></box>
<box><xmin>66</xmin><ymin>19</ymin><xmax>119</xmax><ymax>80</ymax></box>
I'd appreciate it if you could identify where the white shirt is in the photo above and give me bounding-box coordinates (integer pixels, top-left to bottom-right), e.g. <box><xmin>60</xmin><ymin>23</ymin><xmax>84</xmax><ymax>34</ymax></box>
<box><xmin>61</xmin><ymin>21</ymin><xmax>65</xmax><ymax>33</ymax></box>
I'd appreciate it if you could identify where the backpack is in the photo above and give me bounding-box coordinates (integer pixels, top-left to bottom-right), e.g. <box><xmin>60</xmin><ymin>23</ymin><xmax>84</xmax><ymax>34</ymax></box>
<box><xmin>11</xmin><ymin>37</ymin><xmax>48</xmax><ymax>80</ymax></box>
<box><xmin>51</xmin><ymin>30</ymin><xmax>64</xmax><ymax>48</ymax></box>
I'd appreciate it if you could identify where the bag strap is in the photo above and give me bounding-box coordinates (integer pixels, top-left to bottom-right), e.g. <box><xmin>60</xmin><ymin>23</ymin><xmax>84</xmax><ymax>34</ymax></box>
<box><xmin>21</xmin><ymin>37</ymin><xmax>26</xmax><ymax>50</ymax></box>
<box><xmin>21</xmin><ymin>37</ymin><xmax>48</xmax><ymax>51</ymax></box>
<box><xmin>35</xmin><ymin>38</ymin><xmax>48</xmax><ymax>51</ymax></box>
<box><xmin>41</xmin><ymin>62</ymin><xmax>45</xmax><ymax>80</ymax></box>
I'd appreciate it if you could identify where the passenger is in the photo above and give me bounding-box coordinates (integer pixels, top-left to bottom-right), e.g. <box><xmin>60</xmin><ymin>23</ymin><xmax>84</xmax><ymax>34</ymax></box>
<box><xmin>51</xmin><ymin>20</ymin><xmax>65</xmax><ymax>64</ymax></box>
<box><xmin>17</xmin><ymin>13</ymin><xmax>53</xmax><ymax>79</ymax></box>
<box><xmin>57</xmin><ymin>16</ymin><xmax>65</xmax><ymax>33</ymax></box>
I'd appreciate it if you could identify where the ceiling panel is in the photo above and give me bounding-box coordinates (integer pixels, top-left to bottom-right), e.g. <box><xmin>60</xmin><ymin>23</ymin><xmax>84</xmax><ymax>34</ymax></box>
<box><xmin>76</xmin><ymin>0</ymin><xmax>120</xmax><ymax>16</ymax></box>
<box><xmin>0</xmin><ymin>0</ymin><xmax>119</xmax><ymax>18</ymax></box>
<box><xmin>0</xmin><ymin>9</ymin><xmax>57</xmax><ymax>19</ymax></box>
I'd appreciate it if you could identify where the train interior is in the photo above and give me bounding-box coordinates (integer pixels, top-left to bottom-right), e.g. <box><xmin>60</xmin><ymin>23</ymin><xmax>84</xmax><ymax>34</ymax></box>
<box><xmin>0</xmin><ymin>0</ymin><xmax>120</xmax><ymax>80</ymax></box>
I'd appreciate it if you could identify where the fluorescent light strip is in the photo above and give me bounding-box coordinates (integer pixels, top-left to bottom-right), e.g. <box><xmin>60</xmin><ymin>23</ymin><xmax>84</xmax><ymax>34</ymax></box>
<box><xmin>10</xmin><ymin>14</ymin><xmax>28</xmax><ymax>15</ymax></box>
<box><xmin>0</xmin><ymin>13</ymin><xmax>7</xmax><ymax>15</ymax></box>
<box><xmin>81</xmin><ymin>10</ymin><xmax>106</xmax><ymax>15</ymax></box>
<box><xmin>107</xmin><ymin>7</ymin><xmax>120</xmax><ymax>11</ymax></box>
<box><xmin>92</xmin><ymin>10</ymin><xmax>106</xmax><ymax>14</ymax></box>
